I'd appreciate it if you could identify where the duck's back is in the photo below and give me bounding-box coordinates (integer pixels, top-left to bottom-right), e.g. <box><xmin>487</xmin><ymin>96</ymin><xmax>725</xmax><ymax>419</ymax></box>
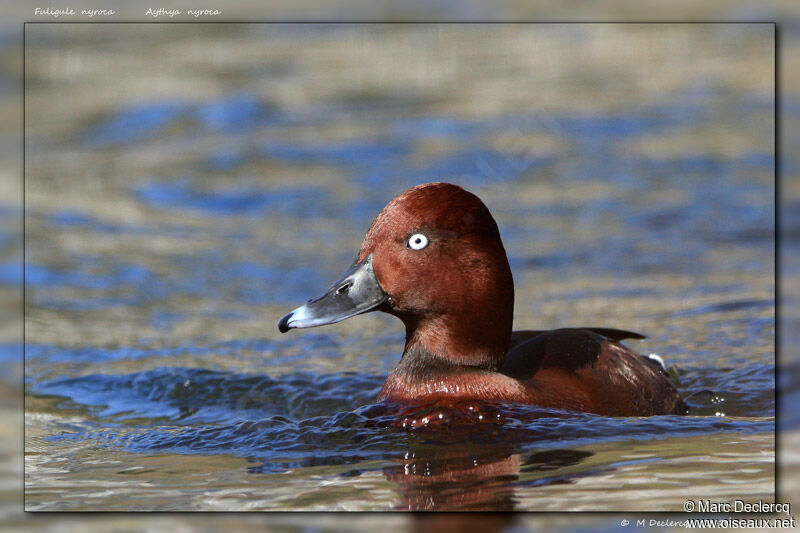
<box><xmin>502</xmin><ymin>328</ymin><xmax>687</xmax><ymax>416</ymax></box>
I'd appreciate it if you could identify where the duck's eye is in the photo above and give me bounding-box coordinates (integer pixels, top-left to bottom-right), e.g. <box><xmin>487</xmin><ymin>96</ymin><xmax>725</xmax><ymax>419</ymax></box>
<box><xmin>407</xmin><ymin>233</ymin><xmax>428</xmax><ymax>250</ymax></box>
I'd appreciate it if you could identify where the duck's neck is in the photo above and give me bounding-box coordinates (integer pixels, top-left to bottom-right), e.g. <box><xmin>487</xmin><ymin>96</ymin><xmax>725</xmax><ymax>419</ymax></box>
<box><xmin>378</xmin><ymin>339</ymin><xmax>523</xmax><ymax>404</ymax></box>
<box><xmin>399</xmin><ymin>311</ymin><xmax>511</xmax><ymax>372</ymax></box>
<box><xmin>378</xmin><ymin>290</ymin><xmax>516</xmax><ymax>403</ymax></box>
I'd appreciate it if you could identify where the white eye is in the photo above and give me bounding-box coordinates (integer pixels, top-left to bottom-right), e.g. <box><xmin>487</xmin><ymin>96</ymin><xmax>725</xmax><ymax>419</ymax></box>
<box><xmin>407</xmin><ymin>233</ymin><xmax>428</xmax><ymax>250</ymax></box>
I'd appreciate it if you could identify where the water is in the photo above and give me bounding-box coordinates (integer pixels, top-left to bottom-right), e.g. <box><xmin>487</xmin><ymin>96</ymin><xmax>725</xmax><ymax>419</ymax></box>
<box><xmin>23</xmin><ymin>24</ymin><xmax>775</xmax><ymax>511</ymax></box>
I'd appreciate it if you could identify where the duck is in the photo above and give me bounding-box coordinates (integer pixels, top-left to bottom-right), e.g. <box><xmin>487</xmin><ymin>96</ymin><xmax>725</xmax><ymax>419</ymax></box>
<box><xmin>278</xmin><ymin>182</ymin><xmax>687</xmax><ymax>416</ymax></box>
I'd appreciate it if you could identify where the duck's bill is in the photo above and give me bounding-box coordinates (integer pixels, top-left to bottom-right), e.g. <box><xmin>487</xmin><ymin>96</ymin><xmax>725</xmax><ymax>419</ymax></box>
<box><xmin>278</xmin><ymin>254</ymin><xmax>388</xmax><ymax>333</ymax></box>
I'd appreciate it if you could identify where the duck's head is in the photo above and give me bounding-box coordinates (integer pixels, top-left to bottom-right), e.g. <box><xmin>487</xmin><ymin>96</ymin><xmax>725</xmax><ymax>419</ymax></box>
<box><xmin>279</xmin><ymin>182</ymin><xmax>514</xmax><ymax>369</ymax></box>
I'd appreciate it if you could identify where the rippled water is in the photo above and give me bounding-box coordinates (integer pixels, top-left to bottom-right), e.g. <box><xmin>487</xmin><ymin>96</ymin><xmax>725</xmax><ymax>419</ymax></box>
<box><xmin>23</xmin><ymin>24</ymin><xmax>774</xmax><ymax>511</ymax></box>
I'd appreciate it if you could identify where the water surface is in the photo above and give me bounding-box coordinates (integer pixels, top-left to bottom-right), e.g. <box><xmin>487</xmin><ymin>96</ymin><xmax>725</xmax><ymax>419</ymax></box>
<box><xmin>24</xmin><ymin>23</ymin><xmax>775</xmax><ymax>511</ymax></box>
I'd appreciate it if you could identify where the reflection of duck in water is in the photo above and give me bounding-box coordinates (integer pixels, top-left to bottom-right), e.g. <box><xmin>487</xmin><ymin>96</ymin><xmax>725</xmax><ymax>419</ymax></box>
<box><xmin>383</xmin><ymin>429</ymin><xmax>595</xmax><ymax>511</ymax></box>
<box><xmin>280</xmin><ymin>183</ymin><xmax>686</xmax><ymax>416</ymax></box>
<box><xmin>385</xmin><ymin>447</ymin><xmax>521</xmax><ymax>511</ymax></box>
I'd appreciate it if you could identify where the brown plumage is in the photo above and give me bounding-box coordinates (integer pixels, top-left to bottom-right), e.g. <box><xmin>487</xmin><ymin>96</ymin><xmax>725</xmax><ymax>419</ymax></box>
<box><xmin>281</xmin><ymin>182</ymin><xmax>687</xmax><ymax>417</ymax></box>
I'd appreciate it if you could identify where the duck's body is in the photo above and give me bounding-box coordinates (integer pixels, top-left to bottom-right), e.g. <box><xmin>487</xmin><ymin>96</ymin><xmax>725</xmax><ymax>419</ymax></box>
<box><xmin>380</xmin><ymin>327</ymin><xmax>686</xmax><ymax>416</ymax></box>
<box><xmin>279</xmin><ymin>183</ymin><xmax>687</xmax><ymax>417</ymax></box>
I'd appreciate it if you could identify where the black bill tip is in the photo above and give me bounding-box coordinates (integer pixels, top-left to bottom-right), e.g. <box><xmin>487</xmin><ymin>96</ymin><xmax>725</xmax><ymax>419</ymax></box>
<box><xmin>278</xmin><ymin>312</ymin><xmax>293</xmax><ymax>333</ymax></box>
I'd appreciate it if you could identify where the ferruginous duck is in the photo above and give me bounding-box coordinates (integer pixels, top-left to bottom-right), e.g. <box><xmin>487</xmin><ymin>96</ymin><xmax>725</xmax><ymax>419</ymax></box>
<box><xmin>278</xmin><ymin>182</ymin><xmax>687</xmax><ymax>416</ymax></box>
